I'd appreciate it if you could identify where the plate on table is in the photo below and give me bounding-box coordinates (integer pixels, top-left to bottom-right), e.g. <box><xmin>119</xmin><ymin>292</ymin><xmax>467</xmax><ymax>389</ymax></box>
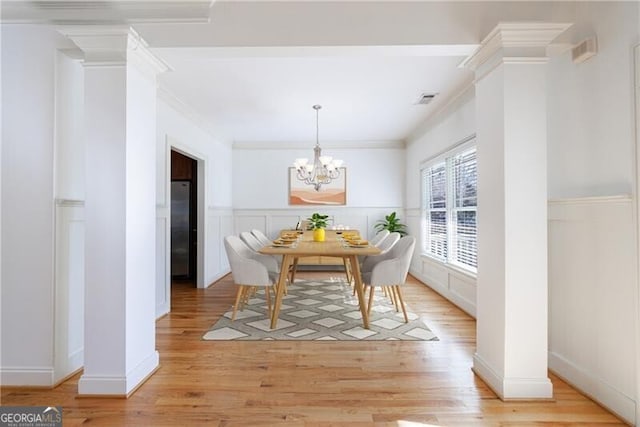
<box><xmin>271</xmin><ymin>241</ymin><xmax>293</xmax><ymax>248</ymax></box>
<box><xmin>348</xmin><ymin>241</ymin><xmax>369</xmax><ymax>248</ymax></box>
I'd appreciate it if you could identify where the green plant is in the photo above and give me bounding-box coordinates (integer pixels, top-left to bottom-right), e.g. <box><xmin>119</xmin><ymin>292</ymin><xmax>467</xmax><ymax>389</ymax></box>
<box><xmin>374</xmin><ymin>211</ymin><xmax>408</xmax><ymax>236</ymax></box>
<box><xmin>307</xmin><ymin>212</ymin><xmax>329</xmax><ymax>230</ymax></box>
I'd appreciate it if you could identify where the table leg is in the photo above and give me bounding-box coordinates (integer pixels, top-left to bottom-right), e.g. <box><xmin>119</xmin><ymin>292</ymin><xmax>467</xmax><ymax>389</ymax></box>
<box><xmin>290</xmin><ymin>257</ymin><xmax>299</xmax><ymax>284</ymax></box>
<box><xmin>271</xmin><ymin>254</ymin><xmax>293</xmax><ymax>329</ymax></box>
<box><xmin>348</xmin><ymin>255</ymin><xmax>369</xmax><ymax>329</ymax></box>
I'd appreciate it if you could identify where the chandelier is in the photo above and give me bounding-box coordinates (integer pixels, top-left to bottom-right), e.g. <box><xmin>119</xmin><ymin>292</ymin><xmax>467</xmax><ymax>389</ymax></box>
<box><xmin>293</xmin><ymin>105</ymin><xmax>344</xmax><ymax>191</ymax></box>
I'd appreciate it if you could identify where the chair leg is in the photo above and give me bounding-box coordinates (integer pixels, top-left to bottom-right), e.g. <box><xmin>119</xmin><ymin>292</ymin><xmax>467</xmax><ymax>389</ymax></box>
<box><xmin>264</xmin><ymin>286</ymin><xmax>272</xmax><ymax>318</ymax></box>
<box><xmin>367</xmin><ymin>286</ymin><xmax>375</xmax><ymax>316</ymax></box>
<box><xmin>394</xmin><ymin>285</ymin><xmax>409</xmax><ymax>323</ymax></box>
<box><xmin>231</xmin><ymin>286</ymin><xmax>246</xmax><ymax>321</ymax></box>
<box><xmin>389</xmin><ymin>286</ymin><xmax>400</xmax><ymax>311</ymax></box>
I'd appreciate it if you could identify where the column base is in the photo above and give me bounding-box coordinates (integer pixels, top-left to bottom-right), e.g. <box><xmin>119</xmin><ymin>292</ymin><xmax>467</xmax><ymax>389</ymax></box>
<box><xmin>78</xmin><ymin>350</ymin><xmax>159</xmax><ymax>397</ymax></box>
<box><xmin>473</xmin><ymin>353</ymin><xmax>553</xmax><ymax>400</ymax></box>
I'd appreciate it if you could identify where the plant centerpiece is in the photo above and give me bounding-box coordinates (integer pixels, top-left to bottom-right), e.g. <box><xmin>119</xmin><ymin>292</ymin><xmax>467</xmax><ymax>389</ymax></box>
<box><xmin>374</xmin><ymin>211</ymin><xmax>408</xmax><ymax>236</ymax></box>
<box><xmin>308</xmin><ymin>212</ymin><xmax>329</xmax><ymax>242</ymax></box>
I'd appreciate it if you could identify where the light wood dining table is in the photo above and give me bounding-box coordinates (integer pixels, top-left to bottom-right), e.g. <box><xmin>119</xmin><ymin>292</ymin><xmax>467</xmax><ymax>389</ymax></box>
<box><xmin>259</xmin><ymin>230</ymin><xmax>381</xmax><ymax>329</ymax></box>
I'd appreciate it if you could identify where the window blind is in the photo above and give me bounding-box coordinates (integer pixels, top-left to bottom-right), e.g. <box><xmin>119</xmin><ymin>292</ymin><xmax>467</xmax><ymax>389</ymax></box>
<box><xmin>451</xmin><ymin>147</ymin><xmax>477</xmax><ymax>271</ymax></box>
<box><xmin>421</xmin><ymin>142</ymin><xmax>477</xmax><ymax>274</ymax></box>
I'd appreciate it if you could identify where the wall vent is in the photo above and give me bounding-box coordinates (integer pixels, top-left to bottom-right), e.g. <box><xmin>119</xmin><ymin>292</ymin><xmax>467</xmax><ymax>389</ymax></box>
<box><xmin>416</xmin><ymin>93</ymin><xmax>437</xmax><ymax>105</ymax></box>
<box><xmin>572</xmin><ymin>37</ymin><xmax>597</xmax><ymax>64</ymax></box>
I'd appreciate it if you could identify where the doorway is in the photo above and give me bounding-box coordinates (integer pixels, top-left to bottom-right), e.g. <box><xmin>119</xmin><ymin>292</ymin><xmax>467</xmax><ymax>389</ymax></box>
<box><xmin>171</xmin><ymin>150</ymin><xmax>198</xmax><ymax>286</ymax></box>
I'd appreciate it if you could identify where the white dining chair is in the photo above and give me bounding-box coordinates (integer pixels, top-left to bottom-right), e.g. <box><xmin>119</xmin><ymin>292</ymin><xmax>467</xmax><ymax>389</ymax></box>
<box><xmin>370</xmin><ymin>229</ymin><xmax>390</xmax><ymax>247</ymax></box>
<box><xmin>223</xmin><ymin>235</ymin><xmax>277</xmax><ymax>320</ymax></box>
<box><xmin>360</xmin><ymin>232</ymin><xmax>401</xmax><ymax>273</ymax></box>
<box><xmin>240</xmin><ymin>231</ymin><xmax>281</xmax><ymax>272</ymax></box>
<box><xmin>355</xmin><ymin>229</ymin><xmax>391</xmax><ymax>267</ymax></box>
<box><xmin>361</xmin><ymin>236</ymin><xmax>416</xmax><ymax>323</ymax></box>
<box><xmin>240</xmin><ymin>231</ymin><xmax>263</xmax><ymax>252</ymax></box>
<box><xmin>251</xmin><ymin>229</ymin><xmax>273</xmax><ymax>247</ymax></box>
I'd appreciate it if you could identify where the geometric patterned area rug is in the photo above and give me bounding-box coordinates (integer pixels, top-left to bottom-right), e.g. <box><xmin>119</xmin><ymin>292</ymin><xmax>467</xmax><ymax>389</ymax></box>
<box><xmin>203</xmin><ymin>277</ymin><xmax>438</xmax><ymax>341</ymax></box>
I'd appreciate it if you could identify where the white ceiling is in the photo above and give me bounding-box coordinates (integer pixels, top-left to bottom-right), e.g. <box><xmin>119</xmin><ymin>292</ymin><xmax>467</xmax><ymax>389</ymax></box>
<box><xmin>5</xmin><ymin>0</ymin><xmax>584</xmax><ymax>146</ymax></box>
<box><xmin>152</xmin><ymin>46</ymin><xmax>475</xmax><ymax>143</ymax></box>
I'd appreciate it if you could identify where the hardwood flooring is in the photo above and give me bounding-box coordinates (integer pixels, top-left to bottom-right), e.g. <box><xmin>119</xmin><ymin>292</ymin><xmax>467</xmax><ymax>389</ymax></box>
<box><xmin>1</xmin><ymin>272</ymin><xmax>627</xmax><ymax>426</ymax></box>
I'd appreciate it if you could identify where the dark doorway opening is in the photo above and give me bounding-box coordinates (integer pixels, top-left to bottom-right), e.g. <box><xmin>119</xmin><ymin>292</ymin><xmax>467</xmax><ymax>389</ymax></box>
<box><xmin>171</xmin><ymin>150</ymin><xmax>197</xmax><ymax>286</ymax></box>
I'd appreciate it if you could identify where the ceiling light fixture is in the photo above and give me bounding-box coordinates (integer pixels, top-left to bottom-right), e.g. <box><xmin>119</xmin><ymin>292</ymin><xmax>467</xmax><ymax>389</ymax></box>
<box><xmin>293</xmin><ymin>105</ymin><xmax>343</xmax><ymax>191</ymax></box>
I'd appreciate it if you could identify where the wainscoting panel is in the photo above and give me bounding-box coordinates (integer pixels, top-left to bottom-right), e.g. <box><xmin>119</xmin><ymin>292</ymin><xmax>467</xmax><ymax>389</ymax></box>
<box><xmin>219</xmin><ymin>214</ymin><xmax>233</xmax><ymax>272</ymax></box>
<box><xmin>206</xmin><ymin>207</ymin><xmax>233</xmax><ymax>286</ymax></box>
<box><xmin>405</xmin><ymin>208</ymin><xmax>477</xmax><ymax>317</ymax></box>
<box><xmin>54</xmin><ymin>200</ymin><xmax>85</xmax><ymax>385</ymax></box>
<box><xmin>548</xmin><ymin>196</ymin><xmax>637</xmax><ymax>424</ymax></box>
<box><xmin>269</xmin><ymin>215</ymin><xmax>300</xmax><ymax>236</ymax></box>
<box><xmin>233</xmin><ymin>208</ymin><xmax>403</xmax><ymax>242</ymax></box>
<box><xmin>156</xmin><ymin>206</ymin><xmax>169</xmax><ymax>317</ymax></box>
<box><xmin>234</xmin><ymin>215</ymin><xmax>267</xmax><ymax>236</ymax></box>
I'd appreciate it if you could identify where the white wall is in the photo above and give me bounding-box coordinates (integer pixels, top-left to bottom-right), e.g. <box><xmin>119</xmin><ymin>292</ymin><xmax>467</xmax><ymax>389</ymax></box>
<box><xmin>53</xmin><ymin>50</ymin><xmax>85</xmax><ymax>384</ymax></box>
<box><xmin>232</xmin><ymin>145</ymin><xmax>405</xmax><ymax>240</ymax></box>
<box><xmin>1</xmin><ymin>25</ymin><xmax>77</xmax><ymax>385</ymax></box>
<box><xmin>233</xmin><ymin>146</ymin><xmax>404</xmax><ymax>209</ymax></box>
<box><xmin>405</xmin><ymin>87</ymin><xmax>477</xmax><ymax>316</ymax></box>
<box><xmin>547</xmin><ymin>3</ymin><xmax>639</xmax><ymax>199</ymax></box>
<box><xmin>545</xmin><ymin>3</ymin><xmax>639</xmax><ymax>424</ymax></box>
<box><xmin>155</xmin><ymin>95</ymin><xmax>233</xmax><ymax>302</ymax></box>
<box><xmin>404</xmin><ymin>2</ymin><xmax>639</xmax><ymax>423</ymax></box>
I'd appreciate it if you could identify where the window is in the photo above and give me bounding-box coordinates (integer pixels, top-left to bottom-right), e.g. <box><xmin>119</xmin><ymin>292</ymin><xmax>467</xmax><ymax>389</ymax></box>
<box><xmin>422</xmin><ymin>141</ymin><xmax>477</xmax><ymax>274</ymax></box>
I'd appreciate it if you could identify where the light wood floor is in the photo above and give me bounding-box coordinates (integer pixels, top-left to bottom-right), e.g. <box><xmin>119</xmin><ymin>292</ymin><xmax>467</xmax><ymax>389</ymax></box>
<box><xmin>1</xmin><ymin>272</ymin><xmax>627</xmax><ymax>426</ymax></box>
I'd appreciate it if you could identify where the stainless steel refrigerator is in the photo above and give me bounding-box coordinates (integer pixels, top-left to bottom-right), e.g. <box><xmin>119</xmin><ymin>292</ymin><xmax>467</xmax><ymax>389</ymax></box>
<box><xmin>171</xmin><ymin>181</ymin><xmax>192</xmax><ymax>278</ymax></box>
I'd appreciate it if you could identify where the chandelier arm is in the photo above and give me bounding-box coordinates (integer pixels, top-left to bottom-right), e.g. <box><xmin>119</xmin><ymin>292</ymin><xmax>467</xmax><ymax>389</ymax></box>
<box><xmin>293</xmin><ymin>104</ymin><xmax>343</xmax><ymax>192</ymax></box>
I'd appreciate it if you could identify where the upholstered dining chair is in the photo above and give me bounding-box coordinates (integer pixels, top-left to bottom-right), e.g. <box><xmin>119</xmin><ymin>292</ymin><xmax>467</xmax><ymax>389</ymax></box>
<box><xmin>360</xmin><ymin>232</ymin><xmax>401</xmax><ymax>273</ymax></box>
<box><xmin>240</xmin><ymin>231</ymin><xmax>280</xmax><ymax>274</ymax></box>
<box><xmin>251</xmin><ymin>229</ymin><xmax>272</xmax><ymax>247</ymax></box>
<box><xmin>240</xmin><ymin>230</ymin><xmax>292</xmax><ymax>294</ymax></box>
<box><xmin>239</xmin><ymin>231</ymin><xmax>264</xmax><ymax>252</ymax></box>
<box><xmin>355</xmin><ymin>229</ymin><xmax>391</xmax><ymax>267</ymax></box>
<box><xmin>361</xmin><ymin>235</ymin><xmax>416</xmax><ymax>323</ymax></box>
<box><xmin>370</xmin><ymin>229</ymin><xmax>390</xmax><ymax>247</ymax></box>
<box><xmin>349</xmin><ymin>232</ymin><xmax>400</xmax><ymax>296</ymax></box>
<box><xmin>223</xmin><ymin>235</ymin><xmax>277</xmax><ymax>320</ymax></box>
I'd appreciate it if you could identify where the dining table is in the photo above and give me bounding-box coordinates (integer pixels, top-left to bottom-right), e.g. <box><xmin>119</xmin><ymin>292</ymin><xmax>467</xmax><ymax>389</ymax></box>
<box><xmin>259</xmin><ymin>230</ymin><xmax>381</xmax><ymax>329</ymax></box>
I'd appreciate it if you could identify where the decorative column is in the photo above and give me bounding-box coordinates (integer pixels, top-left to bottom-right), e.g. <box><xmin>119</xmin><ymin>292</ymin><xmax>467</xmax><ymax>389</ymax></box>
<box><xmin>462</xmin><ymin>22</ymin><xmax>571</xmax><ymax>399</ymax></box>
<box><xmin>59</xmin><ymin>26</ymin><xmax>168</xmax><ymax>396</ymax></box>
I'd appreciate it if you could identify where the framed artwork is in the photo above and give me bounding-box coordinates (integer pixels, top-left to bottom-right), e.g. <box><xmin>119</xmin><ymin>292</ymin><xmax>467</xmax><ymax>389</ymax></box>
<box><xmin>288</xmin><ymin>167</ymin><xmax>347</xmax><ymax>205</ymax></box>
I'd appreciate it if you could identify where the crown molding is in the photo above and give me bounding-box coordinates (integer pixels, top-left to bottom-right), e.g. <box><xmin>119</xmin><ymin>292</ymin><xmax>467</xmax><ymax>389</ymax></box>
<box><xmin>58</xmin><ymin>25</ymin><xmax>169</xmax><ymax>74</ymax></box>
<box><xmin>58</xmin><ymin>25</ymin><xmax>131</xmax><ymax>65</ymax></box>
<box><xmin>406</xmin><ymin>74</ymin><xmax>475</xmax><ymax>145</ymax></box>
<box><xmin>157</xmin><ymin>87</ymin><xmax>232</xmax><ymax>147</ymax></box>
<box><xmin>232</xmin><ymin>140</ymin><xmax>405</xmax><ymax>150</ymax></box>
<box><xmin>460</xmin><ymin>22</ymin><xmax>572</xmax><ymax>71</ymax></box>
<box><xmin>1</xmin><ymin>1</ymin><xmax>214</xmax><ymax>25</ymax></box>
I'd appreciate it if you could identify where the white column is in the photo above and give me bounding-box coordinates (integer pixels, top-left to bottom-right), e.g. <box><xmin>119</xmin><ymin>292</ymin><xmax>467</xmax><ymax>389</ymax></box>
<box><xmin>60</xmin><ymin>26</ymin><xmax>168</xmax><ymax>396</ymax></box>
<box><xmin>462</xmin><ymin>23</ymin><xmax>571</xmax><ymax>399</ymax></box>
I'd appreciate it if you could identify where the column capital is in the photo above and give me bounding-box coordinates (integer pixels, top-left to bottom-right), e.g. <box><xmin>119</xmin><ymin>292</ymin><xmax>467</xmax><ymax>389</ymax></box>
<box><xmin>461</xmin><ymin>22</ymin><xmax>572</xmax><ymax>71</ymax></box>
<box><xmin>58</xmin><ymin>25</ymin><xmax>169</xmax><ymax>77</ymax></box>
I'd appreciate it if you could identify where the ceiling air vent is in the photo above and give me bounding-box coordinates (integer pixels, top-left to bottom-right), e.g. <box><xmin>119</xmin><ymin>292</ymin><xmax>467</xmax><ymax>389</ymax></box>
<box><xmin>416</xmin><ymin>93</ymin><xmax>437</xmax><ymax>105</ymax></box>
<box><xmin>572</xmin><ymin>37</ymin><xmax>597</xmax><ymax>64</ymax></box>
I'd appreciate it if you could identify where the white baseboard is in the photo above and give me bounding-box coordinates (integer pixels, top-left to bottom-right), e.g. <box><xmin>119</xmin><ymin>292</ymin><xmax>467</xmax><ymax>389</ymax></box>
<box><xmin>549</xmin><ymin>352</ymin><xmax>636</xmax><ymax>425</ymax></box>
<box><xmin>410</xmin><ymin>266</ymin><xmax>476</xmax><ymax>318</ymax></box>
<box><xmin>78</xmin><ymin>350</ymin><xmax>159</xmax><ymax>396</ymax></box>
<box><xmin>206</xmin><ymin>269</ymin><xmax>230</xmax><ymax>287</ymax></box>
<box><xmin>156</xmin><ymin>302</ymin><xmax>170</xmax><ymax>319</ymax></box>
<box><xmin>1</xmin><ymin>366</ymin><xmax>54</xmax><ymax>386</ymax></box>
<box><xmin>473</xmin><ymin>353</ymin><xmax>553</xmax><ymax>399</ymax></box>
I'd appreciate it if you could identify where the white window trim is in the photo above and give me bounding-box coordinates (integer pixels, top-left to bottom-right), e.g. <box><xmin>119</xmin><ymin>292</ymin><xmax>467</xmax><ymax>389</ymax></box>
<box><xmin>421</xmin><ymin>135</ymin><xmax>477</xmax><ymax>276</ymax></box>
